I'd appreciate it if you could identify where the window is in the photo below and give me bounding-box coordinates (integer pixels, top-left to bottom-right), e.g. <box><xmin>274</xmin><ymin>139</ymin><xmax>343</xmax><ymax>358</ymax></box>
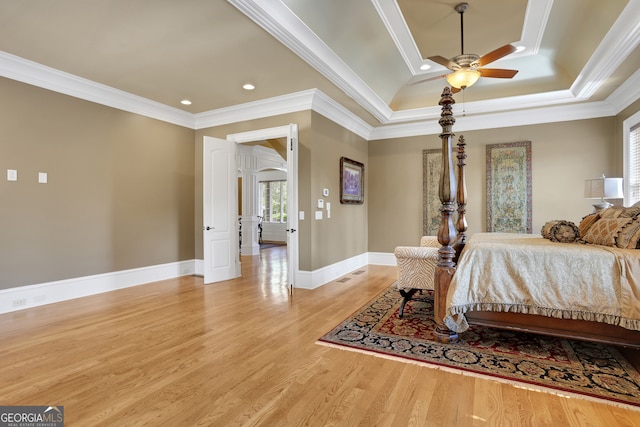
<box><xmin>259</xmin><ymin>180</ymin><xmax>287</xmax><ymax>223</ymax></box>
<box><xmin>624</xmin><ymin>111</ymin><xmax>640</xmax><ymax>206</ymax></box>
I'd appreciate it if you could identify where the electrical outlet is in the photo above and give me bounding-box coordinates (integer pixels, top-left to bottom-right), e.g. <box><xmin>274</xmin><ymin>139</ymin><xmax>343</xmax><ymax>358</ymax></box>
<box><xmin>12</xmin><ymin>298</ymin><xmax>27</xmax><ymax>308</ymax></box>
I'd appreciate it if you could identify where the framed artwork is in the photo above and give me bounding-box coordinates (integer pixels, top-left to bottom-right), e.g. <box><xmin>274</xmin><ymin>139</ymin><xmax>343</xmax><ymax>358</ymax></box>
<box><xmin>340</xmin><ymin>157</ymin><xmax>364</xmax><ymax>204</ymax></box>
<box><xmin>423</xmin><ymin>149</ymin><xmax>442</xmax><ymax>236</ymax></box>
<box><xmin>486</xmin><ymin>141</ymin><xmax>532</xmax><ymax>233</ymax></box>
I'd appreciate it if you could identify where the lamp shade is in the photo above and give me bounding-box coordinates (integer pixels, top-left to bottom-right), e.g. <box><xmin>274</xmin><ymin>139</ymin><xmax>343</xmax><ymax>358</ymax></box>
<box><xmin>446</xmin><ymin>69</ymin><xmax>481</xmax><ymax>89</ymax></box>
<box><xmin>584</xmin><ymin>176</ymin><xmax>623</xmax><ymax>199</ymax></box>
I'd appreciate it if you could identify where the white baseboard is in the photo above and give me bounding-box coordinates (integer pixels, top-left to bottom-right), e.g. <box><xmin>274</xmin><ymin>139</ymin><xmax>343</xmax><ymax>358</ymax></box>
<box><xmin>3</xmin><ymin>253</ymin><xmax>396</xmax><ymax>314</ymax></box>
<box><xmin>367</xmin><ymin>252</ymin><xmax>396</xmax><ymax>266</ymax></box>
<box><xmin>0</xmin><ymin>260</ymin><xmax>197</xmax><ymax>314</ymax></box>
<box><xmin>295</xmin><ymin>253</ymin><xmax>370</xmax><ymax>289</ymax></box>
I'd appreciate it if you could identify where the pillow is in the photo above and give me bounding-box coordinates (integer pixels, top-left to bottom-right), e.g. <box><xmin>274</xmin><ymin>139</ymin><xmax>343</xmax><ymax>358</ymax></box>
<box><xmin>616</xmin><ymin>217</ymin><xmax>640</xmax><ymax>249</ymax></box>
<box><xmin>541</xmin><ymin>220</ymin><xmax>560</xmax><ymax>239</ymax></box>
<box><xmin>619</xmin><ymin>207</ymin><xmax>640</xmax><ymax>218</ymax></box>
<box><xmin>582</xmin><ymin>217</ymin><xmax>633</xmax><ymax>246</ymax></box>
<box><xmin>541</xmin><ymin>220</ymin><xmax>580</xmax><ymax>243</ymax></box>
<box><xmin>599</xmin><ymin>207</ymin><xmax>624</xmax><ymax>218</ymax></box>
<box><xmin>578</xmin><ymin>213</ymin><xmax>600</xmax><ymax>237</ymax></box>
<box><xmin>550</xmin><ymin>221</ymin><xmax>580</xmax><ymax>243</ymax></box>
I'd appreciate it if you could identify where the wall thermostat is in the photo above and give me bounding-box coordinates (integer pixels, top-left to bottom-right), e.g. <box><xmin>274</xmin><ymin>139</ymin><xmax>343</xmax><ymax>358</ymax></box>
<box><xmin>322</xmin><ymin>188</ymin><xmax>329</xmax><ymax>197</ymax></box>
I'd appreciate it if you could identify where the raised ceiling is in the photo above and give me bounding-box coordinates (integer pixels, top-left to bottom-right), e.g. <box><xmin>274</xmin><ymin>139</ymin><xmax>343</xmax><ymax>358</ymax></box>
<box><xmin>0</xmin><ymin>0</ymin><xmax>638</xmax><ymax>134</ymax></box>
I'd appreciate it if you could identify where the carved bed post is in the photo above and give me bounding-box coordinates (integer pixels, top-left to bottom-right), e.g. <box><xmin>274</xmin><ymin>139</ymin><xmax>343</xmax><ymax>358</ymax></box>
<box><xmin>434</xmin><ymin>88</ymin><xmax>459</xmax><ymax>343</ymax></box>
<box><xmin>454</xmin><ymin>135</ymin><xmax>468</xmax><ymax>255</ymax></box>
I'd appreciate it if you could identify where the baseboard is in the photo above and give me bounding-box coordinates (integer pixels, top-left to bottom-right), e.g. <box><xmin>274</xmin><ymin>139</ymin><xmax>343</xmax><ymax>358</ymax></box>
<box><xmin>295</xmin><ymin>253</ymin><xmax>370</xmax><ymax>289</ymax></box>
<box><xmin>367</xmin><ymin>252</ymin><xmax>396</xmax><ymax>266</ymax></box>
<box><xmin>3</xmin><ymin>253</ymin><xmax>396</xmax><ymax>314</ymax></box>
<box><xmin>0</xmin><ymin>260</ymin><xmax>197</xmax><ymax>314</ymax></box>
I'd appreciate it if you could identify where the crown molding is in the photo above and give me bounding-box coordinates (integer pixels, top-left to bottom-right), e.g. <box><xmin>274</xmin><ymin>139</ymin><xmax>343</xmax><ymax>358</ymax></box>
<box><xmin>194</xmin><ymin>89</ymin><xmax>315</xmax><ymax>130</ymax></box>
<box><xmin>369</xmin><ymin>100</ymin><xmax>616</xmax><ymax>141</ymax></box>
<box><xmin>571</xmin><ymin>0</ymin><xmax>640</xmax><ymax>100</ymax></box>
<box><xmin>228</xmin><ymin>0</ymin><xmax>394</xmax><ymax>124</ymax></box>
<box><xmin>0</xmin><ymin>50</ymin><xmax>195</xmax><ymax>128</ymax></box>
<box><xmin>608</xmin><ymin>67</ymin><xmax>640</xmax><ymax>114</ymax></box>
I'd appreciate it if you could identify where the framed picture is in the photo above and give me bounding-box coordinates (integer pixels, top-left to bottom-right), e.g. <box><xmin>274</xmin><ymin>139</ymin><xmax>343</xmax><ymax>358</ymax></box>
<box><xmin>340</xmin><ymin>157</ymin><xmax>364</xmax><ymax>204</ymax></box>
<box><xmin>486</xmin><ymin>141</ymin><xmax>532</xmax><ymax>233</ymax></box>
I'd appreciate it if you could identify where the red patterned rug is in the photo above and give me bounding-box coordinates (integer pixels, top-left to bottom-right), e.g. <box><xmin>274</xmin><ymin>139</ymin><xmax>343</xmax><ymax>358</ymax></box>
<box><xmin>318</xmin><ymin>286</ymin><xmax>640</xmax><ymax>409</ymax></box>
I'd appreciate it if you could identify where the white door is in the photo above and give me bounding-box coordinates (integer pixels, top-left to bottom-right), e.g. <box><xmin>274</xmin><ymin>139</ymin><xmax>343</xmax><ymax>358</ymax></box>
<box><xmin>203</xmin><ymin>136</ymin><xmax>240</xmax><ymax>284</ymax></box>
<box><xmin>286</xmin><ymin>124</ymin><xmax>299</xmax><ymax>291</ymax></box>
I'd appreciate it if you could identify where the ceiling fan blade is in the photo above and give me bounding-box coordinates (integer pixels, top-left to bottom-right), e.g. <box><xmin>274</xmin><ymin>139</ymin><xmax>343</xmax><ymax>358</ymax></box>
<box><xmin>428</xmin><ymin>55</ymin><xmax>453</xmax><ymax>68</ymax></box>
<box><xmin>407</xmin><ymin>73</ymin><xmax>449</xmax><ymax>86</ymax></box>
<box><xmin>477</xmin><ymin>44</ymin><xmax>517</xmax><ymax>67</ymax></box>
<box><xmin>479</xmin><ymin>68</ymin><xmax>518</xmax><ymax>78</ymax></box>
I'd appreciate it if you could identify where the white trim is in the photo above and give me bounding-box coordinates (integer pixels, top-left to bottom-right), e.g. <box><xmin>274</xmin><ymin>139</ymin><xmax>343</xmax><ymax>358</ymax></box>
<box><xmin>571</xmin><ymin>0</ymin><xmax>640</xmax><ymax>100</ymax></box>
<box><xmin>293</xmin><ymin>252</ymin><xmax>397</xmax><ymax>290</ymax></box>
<box><xmin>367</xmin><ymin>252</ymin><xmax>396</xmax><ymax>266</ymax></box>
<box><xmin>0</xmin><ymin>51</ymin><xmax>195</xmax><ymax>128</ymax></box>
<box><xmin>0</xmin><ymin>260</ymin><xmax>197</xmax><ymax>314</ymax></box>
<box><xmin>195</xmin><ymin>90</ymin><xmax>316</xmax><ymax>130</ymax></box>
<box><xmin>294</xmin><ymin>253</ymin><xmax>369</xmax><ymax>289</ymax></box>
<box><xmin>623</xmin><ymin>110</ymin><xmax>640</xmax><ymax>206</ymax></box>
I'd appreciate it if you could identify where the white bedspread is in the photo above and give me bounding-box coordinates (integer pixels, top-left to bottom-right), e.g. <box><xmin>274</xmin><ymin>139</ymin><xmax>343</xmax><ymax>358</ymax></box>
<box><xmin>443</xmin><ymin>233</ymin><xmax>640</xmax><ymax>333</ymax></box>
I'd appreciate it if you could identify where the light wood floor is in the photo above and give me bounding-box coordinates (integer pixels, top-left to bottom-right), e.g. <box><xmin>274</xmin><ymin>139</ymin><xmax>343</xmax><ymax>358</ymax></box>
<box><xmin>2</xmin><ymin>247</ymin><xmax>639</xmax><ymax>426</ymax></box>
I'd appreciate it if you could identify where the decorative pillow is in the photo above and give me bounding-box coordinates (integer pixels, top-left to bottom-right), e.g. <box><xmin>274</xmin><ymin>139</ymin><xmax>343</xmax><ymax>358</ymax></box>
<box><xmin>616</xmin><ymin>217</ymin><xmax>640</xmax><ymax>249</ymax></box>
<box><xmin>578</xmin><ymin>213</ymin><xmax>600</xmax><ymax>237</ymax></box>
<box><xmin>619</xmin><ymin>207</ymin><xmax>640</xmax><ymax>218</ymax></box>
<box><xmin>549</xmin><ymin>221</ymin><xmax>580</xmax><ymax>243</ymax></box>
<box><xmin>582</xmin><ymin>217</ymin><xmax>633</xmax><ymax>246</ymax></box>
<box><xmin>599</xmin><ymin>207</ymin><xmax>624</xmax><ymax>218</ymax></box>
<box><xmin>541</xmin><ymin>220</ymin><xmax>561</xmax><ymax>239</ymax></box>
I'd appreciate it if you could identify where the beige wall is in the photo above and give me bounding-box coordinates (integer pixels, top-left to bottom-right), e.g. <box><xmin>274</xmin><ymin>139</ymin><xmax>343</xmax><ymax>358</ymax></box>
<box><xmin>0</xmin><ymin>78</ymin><xmax>195</xmax><ymax>289</ymax></box>
<box><xmin>368</xmin><ymin>117</ymin><xmax>617</xmax><ymax>253</ymax></box>
<box><xmin>308</xmin><ymin>112</ymin><xmax>368</xmax><ymax>270</ymax></box>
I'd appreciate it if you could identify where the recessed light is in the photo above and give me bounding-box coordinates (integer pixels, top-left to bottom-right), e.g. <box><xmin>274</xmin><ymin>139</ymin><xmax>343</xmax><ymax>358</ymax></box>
<box><xmin>420</xmin><ymin>64</ymin><xmax>432</xmax><ymax>71</ymax></box>
<box><xmin>243</xmin><ymin>83</ymin><xmax>255</xmax><ymax>90</ymax></box>
<box><xmin>515</xmin><ymin>46</ymin><xmax>526</xmax><ymax>53</ymax></box>
<box><xmin>180</xmin><ymin>99</ymin><xmax>192</xmax><ymax>105</ymax></box>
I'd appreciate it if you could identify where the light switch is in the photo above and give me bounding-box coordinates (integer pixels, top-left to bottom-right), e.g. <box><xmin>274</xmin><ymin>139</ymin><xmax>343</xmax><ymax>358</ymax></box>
<box><xmin>315</xmin><ymin>211</ymin><xmax>323</xmax><ymax>220</ymax></box>
<box><xmin>7</xmin><ymin>169</ymin><xmax>17</xmax><ymax>181</ymax></box>
<box><xmin>38</xmin><ymin>172</ymin><xmax>48</xmax><ymax>184</ymax></box>
<box><xmin>299</xmin><ymin>211</ymin><xmax>305</xmax><ymax>220</ymax></box>
<box><xmin>317</xmin><ymin>199</ymin><xmax>324</xmax><ymax>209</ymax></box>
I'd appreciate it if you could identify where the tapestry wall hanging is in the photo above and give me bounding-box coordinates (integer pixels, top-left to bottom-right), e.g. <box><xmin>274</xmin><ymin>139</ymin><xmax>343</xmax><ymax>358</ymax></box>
<box><xmin>423</xmin><ymin>149</ymin><xmax>442</xmax><ymax>236</ymax></box>
<box><xmin>486</xmin><ymin>141</ymin><xmax>532</xmax><ymax>233</ymax></box>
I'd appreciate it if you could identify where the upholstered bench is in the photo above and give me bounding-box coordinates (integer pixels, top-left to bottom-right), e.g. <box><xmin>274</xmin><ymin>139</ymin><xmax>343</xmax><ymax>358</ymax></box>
<box><xmin>393</xmin><ymin>236</ymin><xmax>439</xmax><ymax>317</ymax></box>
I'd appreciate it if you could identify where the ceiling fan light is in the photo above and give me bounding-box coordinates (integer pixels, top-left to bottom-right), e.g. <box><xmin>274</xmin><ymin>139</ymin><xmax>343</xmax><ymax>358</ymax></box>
<box><xmin>446</xmin><ymin>69</ymin><xmax>481</xmax><ymax>89</ymax></box>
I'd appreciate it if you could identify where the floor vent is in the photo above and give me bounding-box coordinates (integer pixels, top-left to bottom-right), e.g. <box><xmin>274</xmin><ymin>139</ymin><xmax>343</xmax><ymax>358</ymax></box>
<box><xmin>336</xmin><ymin>278</ymin><xmax>351</xmax><ymax>283</ymax></box>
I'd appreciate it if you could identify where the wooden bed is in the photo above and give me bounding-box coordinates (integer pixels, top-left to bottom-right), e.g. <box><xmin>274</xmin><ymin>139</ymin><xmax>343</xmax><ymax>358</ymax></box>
<box><xmin>432</xmin><ymin>87</ymin><xmax>640</xmax><ymax>349</ymax></box>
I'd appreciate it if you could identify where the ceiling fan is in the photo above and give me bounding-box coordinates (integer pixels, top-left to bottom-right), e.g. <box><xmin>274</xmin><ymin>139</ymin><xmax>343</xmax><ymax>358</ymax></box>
<box><xmin>414</xmin><ymin>2</ymin><xmax>519</xmax><ymax>92</ymax></box>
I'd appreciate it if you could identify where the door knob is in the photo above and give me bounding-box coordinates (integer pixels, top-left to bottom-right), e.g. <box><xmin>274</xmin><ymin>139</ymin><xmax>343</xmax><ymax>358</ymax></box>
<box><xmin>204</xmin><ymin>226</ymin><xmax>215</xmax><ymax>231</ymax></box>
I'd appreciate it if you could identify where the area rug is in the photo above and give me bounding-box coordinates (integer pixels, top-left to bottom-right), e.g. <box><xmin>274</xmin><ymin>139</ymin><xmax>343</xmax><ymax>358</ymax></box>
<box><xmin>317</xmin><ymin>286</ymin><xmax>640</xmax><ymax>409</ymax></box>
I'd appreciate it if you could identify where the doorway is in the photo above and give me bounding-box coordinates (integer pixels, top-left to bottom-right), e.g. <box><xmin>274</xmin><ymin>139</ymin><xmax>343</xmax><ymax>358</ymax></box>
<box><xmin>203</xmin><ymin>124</ymin><xmax>298</xmax><ymax>289</ymax></box>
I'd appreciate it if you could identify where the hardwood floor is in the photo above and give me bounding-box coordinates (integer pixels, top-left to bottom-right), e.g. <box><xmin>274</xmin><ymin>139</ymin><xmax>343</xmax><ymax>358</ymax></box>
<box><xmin>1</xmin><ymin>246</ymin><xmax>639</xmax><ymax>426</ymax></box>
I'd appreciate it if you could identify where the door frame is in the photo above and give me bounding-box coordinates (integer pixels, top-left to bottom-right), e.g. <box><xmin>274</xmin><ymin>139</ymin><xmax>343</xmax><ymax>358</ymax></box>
<box><xmin>226</xmin><ymin>124</ymin><xmax>299</xmax><ymax>288</ymax></box>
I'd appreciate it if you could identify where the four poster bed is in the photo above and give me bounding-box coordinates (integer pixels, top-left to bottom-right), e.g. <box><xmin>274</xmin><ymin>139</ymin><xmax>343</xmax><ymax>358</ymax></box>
<box><xmin>432</xmin><ymin>87</ymin><xmax>640</xmax><ymax>349</ymax></box>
